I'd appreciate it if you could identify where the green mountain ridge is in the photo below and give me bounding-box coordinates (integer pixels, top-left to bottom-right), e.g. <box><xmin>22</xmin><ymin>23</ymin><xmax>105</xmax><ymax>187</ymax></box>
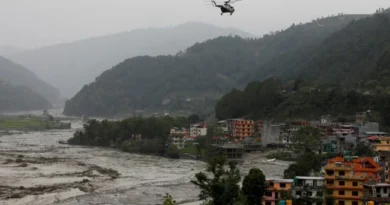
<box><xmin>0</xmin><ymin>81</ymin><xmax>52</xmax><ymax>112</ymax></box>
<box><xmin>7</xmin><ymin>22</ymin><xmax>254</xmax><ymax>98</ymax></box>
<box><xmin>0</xmin><ymin>56</ymin><xmax>60</xmax><ymax>104</ymax></box>
<box><xmin>63</xmin><ymin>13</ymin><xmax>373</xmax><ymax>117</ymax></box>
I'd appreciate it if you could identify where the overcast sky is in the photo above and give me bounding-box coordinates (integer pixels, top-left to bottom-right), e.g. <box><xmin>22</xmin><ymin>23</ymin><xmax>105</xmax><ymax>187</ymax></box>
<box><xmin>0</xmin><ymin>0</ymin><xmax>389</xmax><ymax>49</ymax></box>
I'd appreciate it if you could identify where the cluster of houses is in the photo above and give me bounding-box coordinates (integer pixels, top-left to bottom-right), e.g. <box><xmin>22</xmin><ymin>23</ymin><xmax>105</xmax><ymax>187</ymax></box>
<box><xmin>169</xmin><ymin>122</ymin><xmax>208</xmax><ymax>149</ymax></box>
<box><xmin>259</xmin><ymin>112</ymin><xmax>390</xmax><ymax>205</ymax></box>
<box><xmin>214</xmin><ymin>112</ymin><xmax>384</xmax><ymax>153</ymax></box>
<box><xmin>265</xmin><ymin>153</ymin><xmax>390</xmax><ymax>205</ymax></box>
<box><xmin>169</xmin><ymin>111</ymin><xmax>385</xmax><ymax>153</ymax></box>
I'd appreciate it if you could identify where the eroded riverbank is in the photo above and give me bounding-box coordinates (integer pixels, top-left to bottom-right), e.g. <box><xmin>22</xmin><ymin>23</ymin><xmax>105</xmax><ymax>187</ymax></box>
<box><xmin>0</xmin><ymin>117</ymin><xmax>291</xmax><ymax>205</ymax></box>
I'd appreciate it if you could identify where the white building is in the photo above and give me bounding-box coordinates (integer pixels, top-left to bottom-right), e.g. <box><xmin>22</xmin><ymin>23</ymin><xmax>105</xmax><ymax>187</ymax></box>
<box><xmin>292</xmin><ymin>176</ymin><xmax>325</xmax><ymax>204</ymax></box>
<box><xmin>170</xmin><ymin>127</ymin><xmax>188</xmax><ymax>149</ymax></box>
<box><xmin>217</xmin><ymin>120</ymin><xmax>229</xmax><ymax>133</ymax></box>
<box><xmin>190</xmin><ymin>123</ymin><xmax>207</xmax><ymax>137</ymax></box>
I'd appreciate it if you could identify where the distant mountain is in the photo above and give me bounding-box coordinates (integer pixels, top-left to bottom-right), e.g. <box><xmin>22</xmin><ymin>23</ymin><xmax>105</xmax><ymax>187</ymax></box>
<box><xmin>0</xmin><ymin>81</ymin><xmax>52</xmax><ymax>112</ymax></box>
<box><xmin>7</xmin><ymin>22</ymin><xmax>253</xmax><ymax>98</ymax></box>
<box><xmin>0</xmin><ymin>46</ymin><xmax>24</xmax><ymax>56</ymax></box>
<box><xmin>63</xmin><ymin>14</ymin><xmax>366</xmax><ymax>117</ymax></box>
<box><xmin>0</xmin><ymin>56</ymin><xmax>60</xmax><ymax>104</ymax></box>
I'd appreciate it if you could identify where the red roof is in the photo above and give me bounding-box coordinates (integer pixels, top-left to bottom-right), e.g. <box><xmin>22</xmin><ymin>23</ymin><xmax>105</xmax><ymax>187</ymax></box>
<box><xmin>367</xmin><ymin>136</ymin><xmax>379</xmax><ymax>141</ymax></box>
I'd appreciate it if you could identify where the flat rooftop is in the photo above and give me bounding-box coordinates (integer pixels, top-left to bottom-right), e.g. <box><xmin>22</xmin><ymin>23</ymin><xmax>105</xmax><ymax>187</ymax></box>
<box><xmin>266</xmin><ymin>178</ymin><xmax>294</xmax><ymax>183</ymax></box>
<box><xmin>295</xmin><ymin>176</ymin><xmax>324</xmax><ymax>180</ymax></box>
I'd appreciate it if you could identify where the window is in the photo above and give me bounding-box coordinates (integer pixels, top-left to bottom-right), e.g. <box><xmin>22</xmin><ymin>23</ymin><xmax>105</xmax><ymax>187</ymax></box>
<box><xmin>352</xmin><ymin>191</ymin><xmax>359</xmax><ymax>196</ymax></box>
<box><xmin>384</xmin><ymin>188</ymin><xmax>388</xmax><ymax>194</ymax></box>
<box><xmin>326</xmin><ymin>170</ymin><xmax>334</xmax><ymax>176</ymax></box>
<box><xmin>339</xmin><ymin>171</ymin><xmax>345</xmax><ymax>176</ymax></box>
<box><xmin>269</xmin><ymin>182</ymin><xmax>274</xmax><ymax>187</ymax></box>
<box><xmin>266</xmin><ymin>191</ymin><xmax>272</xmax><ymax>197</ymax></box>
<box><xmin>326</xmin><ymin>180</ymin><xmax>334</xmax><ymax>185</ymax></box>
<box><xmin>307</xmin><ymin>191</ymin><xmax>313</xmax><ymax>197</ymax></box>
<box><xmin>339</xmin><ymin>181</ymin><xmax>345</xmax><ymax>186</ymax></box>
<box><xmin>280</xmin><ymin>183</ymin><xmax>286</xmax><ymax>188</ymax></box>
<box><xmin>266</xmin><ymin>202</ymin><xmax>272</xmax><ymax>205</ymax></box>
<box><xmin>339</xmin><ymin>191</ymin><xmax>345</xmax><ymax>195</ymax></box>
<box><xmin>353</xmin><ymin>182</ymin><xmax>358</xmax><ymax>186</ymax></box>
<box><xmin>339</xmin><ymin>201</ymin><xmax>345</xmax><ymax>205</ymax></box>
<box><xmin>352</xmin><ymin>201</ymin><xmax>358</xmax><ymax>205</ymax></box>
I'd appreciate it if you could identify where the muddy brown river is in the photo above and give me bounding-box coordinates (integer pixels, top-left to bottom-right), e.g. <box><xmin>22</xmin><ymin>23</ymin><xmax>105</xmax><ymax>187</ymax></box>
<box><xmin>0</xmin><ymin>109</ymin><xmax>291</xmax><ymax>205</ymax></box>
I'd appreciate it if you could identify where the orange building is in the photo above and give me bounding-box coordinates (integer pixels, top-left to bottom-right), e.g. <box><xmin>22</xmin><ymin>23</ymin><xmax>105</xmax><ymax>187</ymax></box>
<box><xmin>227</xmin><ymin>119</ymin><xmax>254</xmax><ymax>141</ymax></box>
<box><xmin>263</xmin><ymin>179</ymin><xmax>293</xmax><ymax>205</ymax></box>
<box><xmin>325</xmin><ymin>156</ymin><xmax>383</xmax><ymax>205</ymax></box>
<box><xmin>373</xmin><ymin>137</ymin><xmax>390</xmax><ymax>152</ymax></box>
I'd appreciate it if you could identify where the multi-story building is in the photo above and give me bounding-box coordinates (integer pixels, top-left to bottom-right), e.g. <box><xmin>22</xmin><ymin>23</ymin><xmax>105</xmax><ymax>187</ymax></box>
<box><xmin>324</xmin><ymin>156</ymin><xmax>383</xmax><ymax>205</ymax></box>
<box><xmin>190</xmin><ymin>122</ymin><xmax>207</xmax><ymax>137</ymax></box>
<box><xmin>217</xmin><ymin>120</ymin><xmax>229</xmax><ymax>134</ymax></box>
<box><xmin>264</xmin><ymin>179</ymin><xmax>293</xmax><ymax>205</ymax></box>
<box><xmin>170</xmin><ymin>127</ymin><xmax>188</xmax><ymax>135</ymax></box>
<box><xmin>288</xmin><ymin>121</ymin><xmax>311</xmax><ymax>132</ymax></box>
<box><xmin>373</xmin><ymin>137</ymin><xmax>390</xmax><ymax>152</ymax></box>
<box><xmin>169</xmin><ymin>127</ymin><xmax>188</xmax><ymax>149</ymax></box>
<box><xmin>363</xmin><ymin>183</ymin><xmax>390</xmax><ymax>205</ymax></box>
<box><xmin>292</xmin><ymin>176</ymin><xmax>325</xmax><ymax>205</ymax></box>
<box><xmin>227</xmin><ymin>119</ymin><xmax>254</xmax><ymax>141</ymax></box>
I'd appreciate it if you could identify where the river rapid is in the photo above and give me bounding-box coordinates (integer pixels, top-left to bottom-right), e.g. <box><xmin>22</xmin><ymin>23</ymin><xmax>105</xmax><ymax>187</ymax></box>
<box><xmin>0</xmin><ymin>109</ymin><xmax>291</xmax><ymax>205</ymax></box>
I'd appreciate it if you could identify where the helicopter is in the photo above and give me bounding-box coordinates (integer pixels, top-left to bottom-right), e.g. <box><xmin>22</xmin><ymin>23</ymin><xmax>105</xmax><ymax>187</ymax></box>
<box><xmin>211</xmin><ymin>0</ymin><xmax>242</xmax><ymax>15</ymax></box>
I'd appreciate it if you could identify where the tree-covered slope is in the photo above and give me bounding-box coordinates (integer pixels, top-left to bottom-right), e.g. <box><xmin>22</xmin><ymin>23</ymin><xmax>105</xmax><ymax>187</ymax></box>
<box><xmin>282</xmin><ymin>10</ymin><xmax>390</xmax><ymax>87</ymax></box>
<box><xmin>8</xmin><ymin>22</ymin><xmax>253</xmax><ymax>98</ymax></box>
<box><xmin>0</xmin><ymin>56</ymin><xmax>60</xmax><ymax>104</ymax></box>
<box><xmin>0</xmin><ymin>81</ymin><xmax>52</xmax><ymax>112</ymax></box>
<box><xmin>63</xmin><ymin>14</ymin><xmax>367</xmax><ymax>117</ymax></box>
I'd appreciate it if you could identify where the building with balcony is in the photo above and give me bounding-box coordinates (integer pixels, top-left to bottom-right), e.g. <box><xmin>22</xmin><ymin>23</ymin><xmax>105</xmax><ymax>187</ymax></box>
<box><xmin>217</xmin><ymin>120</ymin><xmax>229</xmax><ymax>134</ymax></box>
<box><xmin>169</xmin><ymin>127</ymin><xmax>189</xmax><ymax>149</ymax></box>
<box><xmin>378</xmin><ymin>151</ymin><xmax>390</xmax><ymax>183</ymax></box>
<box><xmin>190</xmin><ymin>122</ymin><xmax>207</xmax><ymax>137</ymax></box>
<box><xmin>324</xmin><ymin>156</ymin><xmax>383</xmax><ymax>205</ymax></box>
<box><xmin>264</xmin><ymin>179</ymin><xmax>293</xmax><ymax>205</ymax></box>
<box><xmin>227</xmin><ymin>119</ymin><xmax>254</xmax><ymax>141</ymax></box>
<box><xmin>292</xmin><ymin>176</ymin><xmax>325</xmax><ymax>205</ymax></box>
<box><xmin>373</xmin><ymin>137</ymin><xmax>390</xmax><ymax>152</ymax></box>
<box><xmin>363</xmin><ymin>183</ymin><xmax>390</xmax><ymax>205</ymax></box>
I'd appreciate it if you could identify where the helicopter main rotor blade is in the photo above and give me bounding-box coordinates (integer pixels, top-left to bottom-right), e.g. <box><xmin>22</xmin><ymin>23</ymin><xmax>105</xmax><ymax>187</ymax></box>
<box><xmin>230</xmin><ymin>0</ymin><xmax>243</xmax><ymax>4</ymax></box>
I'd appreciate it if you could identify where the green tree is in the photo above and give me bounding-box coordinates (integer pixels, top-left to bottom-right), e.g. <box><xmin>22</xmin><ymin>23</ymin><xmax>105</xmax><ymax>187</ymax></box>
<box><xmin>242</xmin><ymin>168</ymin><xmax>266</xmax><ymax>205</ymax></box>
<box><xmin>353</xmin><ymin>143</ymin><xmax>375</xmax><ymax>157</ymax></box>
<box><xmin>163</xmin><ymin>194</ymin><xmax>176</xmax><ymax>205</ymax></box>
<box><xmin>292</xmin><ymin>127</ymin><xmax>321</xmax><ymax>153</ymax></box>
<box><xmin>188</xmin><ymin>114</ymin><xmax>201</xmax><ymax>124</ymax></box>
<box><xmin>191</xmin><ymin>157</ymin><xmax>241</xmax><ymax>205</ymax></box>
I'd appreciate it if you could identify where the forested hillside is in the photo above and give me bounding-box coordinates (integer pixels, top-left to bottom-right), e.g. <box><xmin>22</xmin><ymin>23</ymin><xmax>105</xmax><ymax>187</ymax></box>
<box><xmin>0</xmin><ymin>81</ymin><xmax>52</xmax><ymax>111</ymax></box>
<box><xmin>215</xmin><ymin>77</ymin><xmax>390</xmax><ymax>130</ymax></box>
<box><xmin>64</xmin><ymin>14</ymin><xmax>365</xmax><ymax>117</ymax></box>
<box><xmin>0</xmin><ymin>56</ymin><xmax>60</xmax><ymax>104</ymax></box>
<box><xmin>7</xmin><ymin>22</ymin><xmax>253</xmax><ymax>98</ymax></box>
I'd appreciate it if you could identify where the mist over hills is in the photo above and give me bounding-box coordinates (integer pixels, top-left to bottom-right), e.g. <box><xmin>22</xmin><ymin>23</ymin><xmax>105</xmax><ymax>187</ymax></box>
<box><xmin>7</xmin><ymin>22</ymin><xmax>254</xmax><ymax>98</ymax></box>
<box><xmin>0</xmin><ymin>56</ymin><xmax>60</xmax><ymax>104</ymax></box>
<box><xmin>0</xmin><ymin>46</ymin><xmax>24</xmax><ymax>56</ymax></box>
<box><xmin>63</xmin><ymin>14</ymin><xmax>369</xmax><ymax>117</ymax></box>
